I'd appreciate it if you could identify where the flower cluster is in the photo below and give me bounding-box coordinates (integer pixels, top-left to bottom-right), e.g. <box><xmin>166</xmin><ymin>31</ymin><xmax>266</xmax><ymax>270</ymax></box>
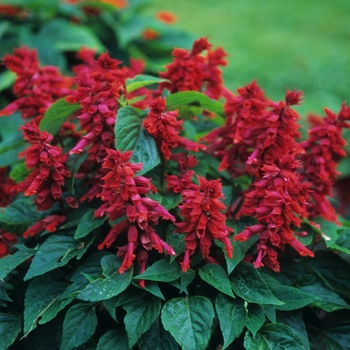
<box><xmin>235</xmin><ymin>155</ymin><xmax>313</xmax><ymax>271</ymax></box>
<box><xmin>159</xmin><ymin>37</ymin><xmax>228</xmax><ymax>99</ymax></box>
<box><xmin>23</xmin><ymin>215</ymin><xmax>67</xmax><ymax>238</ymax></box>
<box><xmin>171</xmin><ymin>174</ymin><xmax>233</xmax><ymax>271</ymax></box>
<box><xmin>95</xmin><ymin>149</ymin><xmax>175</xmax><ymax>278</ymax></box>
<box><xmin>16</xmin><ymin>122</ymin><xmax>71</xmax><ymax>210</ymax></box>
<box><xmin>0</xmin><ymin>47</ymin><xmax>72</xmax><ymax>123</ymax></box>
<box><xmin>144</xmin><ymin>97</ymin><xmax>206</xmax><ymax>159</ymax></box>
<box><xmin>300</xmin><ymin>103</ymin><xmax>350</xmax><ymax>222</ymax></box>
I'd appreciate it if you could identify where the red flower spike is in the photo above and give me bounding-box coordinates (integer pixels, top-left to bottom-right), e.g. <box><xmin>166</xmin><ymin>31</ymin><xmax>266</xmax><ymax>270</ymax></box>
<box><xmin>0</xmin><ymin>47</ymin><xmax>72</xmax><ymax>123</ymax></box>
<box><xmin>17</xmin><ymin>123</ymin><xmax>71</xmax><ymax>210</ymax></box>
<box><xmin>0</xmin><ymin>231</ymin><xmax>18</xmax><ymax>258</ymax></box>
<box><xmin>23</xmin><ymin>215</ymin><xmax>66</xmax><ymax>238</ymax></box>
<box><xmin>175</xmin><ymin>175</ymin><xmax>233</xmax><ymax>271</ymax></box>
<box><xmin>300</xmin><ymin>103</ymin><xmax>350</xmax><ymax>222</ymax></box>
<box><xmin>96</xmin><ymin>149</ymin><xmax>176</xmax><ymax>273</ymax></box>
<box><xmin>144</xmin><ymin>97</ymin><xmax>205</xmax><ymax>160</ymax></box>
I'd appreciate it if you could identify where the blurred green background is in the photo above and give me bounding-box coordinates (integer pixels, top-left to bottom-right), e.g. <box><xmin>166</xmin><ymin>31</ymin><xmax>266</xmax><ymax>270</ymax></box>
<box><xmin>148</xmin><ymin>0</ymin><xmax>350</xmax><ymax>116</ymax></box>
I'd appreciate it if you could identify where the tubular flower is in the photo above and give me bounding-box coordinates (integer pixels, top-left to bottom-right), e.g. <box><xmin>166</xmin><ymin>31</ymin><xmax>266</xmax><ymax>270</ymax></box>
<box><xmin>159</xmin><ymin>37</ymin><xmax>212</xmax><ymax>93</ymax></box>
<box><xmin>0</xmin><ymin>231</ymin><xmax>18</xmax><ymax>258</ymax></box>
<box><xmin>175</xmin><ymin>176</ymin><xmax>233</xmax><ymax>272</ymax></box>
<box><xmin>95</xmin><ymin>149</ymin><xmax>176</xmax><ymax>275</ymax></box>
<box><xmin>203</xmin><ymin>80</ymin><xmax>268</xmax><ymax>176</ymax></box>
<box><xmin>23</xmin><ymin>215</ymin><xmax>67</xmax><ymax>238</ymax></box>
<box><xmin>142</xmin><ymin>28</ymin><xmax>159</xmax><ymax>40</ymax></box>
<box><xmin>0</xmin><ymin>167</ymin><xmax>16</xmax><ymax>206</ymax></box>
<box><xmin>68</xmin><ymin>52</ymin><xmax>126</xmax><ymax>162</ymax></box>
<box><xmin>156</xmin><ymin>11</ymin><xmax>177</xmax><ymax>24</ymax></box>
<box><xmin>144</xmin><ymin>97</ymin><xmax>206</xmax><ymax>159</ymax></box>
<box><xmin>235</xmin><ymin>154</ymin><xmax>314</xmax><ymax>271</ymax></box>
<box><xmin>16</xmin><ymin>123</ymin><xmax>71</xmax><ymax>210</ymax></box>
<box><xmin>300</xmin><ymin>103</ymin><xmax>350</xmax><ymax>222</ymax></box>
<box><xmin>0</xmin><ymin>47</ymin><xmax>72</xmax><ymax>123</ymax></box>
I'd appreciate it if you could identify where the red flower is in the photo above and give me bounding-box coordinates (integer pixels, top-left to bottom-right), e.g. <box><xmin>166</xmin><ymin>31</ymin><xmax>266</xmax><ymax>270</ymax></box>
<box><xmin>235</xmin><ymin>154</ymin><xmax>314</xmax><ymax>271</ymax></box>
<box><xmin>0</xmin><ymin>231</ymin><xmax>18</xmax><ymax>258</ymax></box>
<box><xmin>175</xmin><ymin>176</ymin><xmax>233</xmax><ymax>272</ymax></box>
<box><xmin>144</xmin><ymin>97</ymin><xmax>205</xmax><ymax>159</ymax></box>
<box><xmin>96</xmin><ymin>149</ymin><xmax>175</xmax><ymax>274</ymax></box>
<box><xmin>159</xmin><ymin>38</ymin><xmax>212</xmax><ymax>93</ymax></box>
<box><xmin>156</xmin><ymin>11</ymin><xmax>177</xmax><ymax>24</ymax></box>
<box><xmin>0</xmin><ymin>167</ymin><xmax>16</xmax><ymax>206</ymax></box>
<box><xmin>68</xmin><ymin>52</ymin><xmax>126</xmax><ymax>162</ymax></box>
<box><xmin>300</xmin><ymin>103</ymin><xmax>350</xmax><ymax>222</ymax></box>
<box><xmin>23</xmin><ymin>215</ymin><xmax>66</xmax><ymax>238</ymax></box>
<box><xmin>142</xmin><ymin>28</ymin><xmax>159</xmax><ymax>41</ymax></box>
<box><xmin>0</xmin><ymin>47</ymin><xmax>72</xmax><ymax>123</ymax></box>
<box><xmin>16</xmin><ymin>123</ymin><xmax>71</xmax><ymax>210</ymax></box>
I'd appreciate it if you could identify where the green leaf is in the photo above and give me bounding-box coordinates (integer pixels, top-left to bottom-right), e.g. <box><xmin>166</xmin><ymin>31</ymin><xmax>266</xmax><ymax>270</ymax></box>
<box><xmin>0</xmin><ymin>134</ymin><xmax>26</xmax><ymax>167</ymax></box>
<box><xmin>165</xmin><ymin>91</ymin><xmax>224</xmax><ymax>116</ymax></box>
<box><xmin>96</xmin><ymin>329</ymin><xmax>129</xmax><ymax>350</ymax></box>
<box><xmin>75</xmin><ymin>255</ymin><xmax>133</xmax><ymax>301</ymax></box>
<box><xmin>0</xmin><ymin>313</ymin><xmax>22</xmax><ymax>349</ymax></box>
<box><xmin>126</xmin><ymin>74</ymin><xmax>170</xmax><ymax>93</ymax></box>
<box><xmin>179</xmin><ymin>269</ymin><xmax>195</xmax><ymax>295</ymax></box>
<box><xmin>270</xmin><ymin>285</ymin><xmax>316</xmax><ymax>311</ymax></box>
<box><xmin>277</xmin><ymin>311</ymin><xmax>310</xmax><ymax>350</ymax></box>
<box><xmin>296</xmin><ymin>278</ymin><xmax>350</xmax><ymax>312</ymax></box>
<box><xmin>245</xmin><ymin>304</ymin><xmax>265</xmax><ymax>336</ymax></box>
<box><xmin>323</xmin><ymin>321</ymin><xmax>350</xmax><ymax>350</ymax></box>
<box><xmin>60</xmin><ymin>303</ymin><xmax>97</xmax><ymax>350</ymax></box>
<box><xmin>0</xmin><ymin>70</ymin><xmax>15</xmax><ymax>93</ymax></box>
<box><xmin>134</xmin><ymin>281</ymin><xmax>165</xmax><ymax>300</ymax></box>
<box><xmin>134</xmin><ymin>259</ymin><xmax>182</xmax><ymax>282</ymax></box>
<box><xmin>115</xmin><ymin>106</ymin><xmax>160</xmax><ymax>175</ymax></box>
<box><xmin>230</xmin><ymin>263</ymin><xmax>283</xmax><ymax>305</ymax></box>
<box><xmin>261</xmin><ymin>305</ymin><xmax>276</xmax><ymax>323</ymax></box>
<box><xmin>199</xmin><ymin>264</ymin><xmax>234</xmax><ymax>297</ymax></box>
<box><xmin>148</xmin><ymin>192</ymin><xmax>182</xmax><ymax>211</ymax></box>
<box><xmin>308</xmin><ymin>217</ymin><xmax>340</xmax><ymax>248</ymax></box>
<box><xmin>0</xmin><ymin>245</ymin><xmax>36</xmax><ymax>280</ymax></box>
<box><xmin>162</xmin><ymin>296</ymin><xmax>214</xmax><ymax>350</ymax></box>
<box><xmin>39</xmin><ymin>99</ymin><xmax>80</xmax><ymax>136</ymax></box>
<box><xmin>75</xmin><ymin>209</ymin><xmax>107</xmax><ymax>239</ymax></box>
<box><xmin>9</xmin><ymin>162</ymin><xmax>30</xmax><ymax>183</ymax></box>
<box><xmin>244</xmin><ymin>323</ymin><xmax>305</xmax><ymax>350</ymax></box>
<box><xmin>123</xmin><ymin>296</ymin><xmax>162</xmax><ymax>347</ymax></box>
<box><xmin>66</xmin><ymin>151</ymin><xmax>88</xmax><ymax>194</ymax></box>
<box><xmin>24</xmin><ymin>230</ymin><xmax>94</xmax><ymax>281</ymax></box>
<box><xmin>24</xmin><ymin>276</ymin><xmax>70</xmax><ymax>336</ymax></box>
<box><xmin>215</xmin><ymin>293</ymin><xmax>246</xmax><ymax>349</ymax></box>
<box><xmin>40</xmin><ymin>19</ymin><xmax>105</xmax><ymax>52</ymax></box>
<box><xmin>166</xmin><ymin>225</ymin><xmax>185</xmax><ymax>263</ymax></box>
<box><xmin>138</xmin><ymin>319</ymin><xmax>179</xmax><ymax>350</ymax></box>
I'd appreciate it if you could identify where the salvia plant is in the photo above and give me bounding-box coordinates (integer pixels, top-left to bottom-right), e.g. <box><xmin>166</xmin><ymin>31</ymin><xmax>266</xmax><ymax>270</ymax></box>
<box><xmin>1</xmin><ymin>2</ymin><xmax>350</xmax><ymax>350</ymax></box>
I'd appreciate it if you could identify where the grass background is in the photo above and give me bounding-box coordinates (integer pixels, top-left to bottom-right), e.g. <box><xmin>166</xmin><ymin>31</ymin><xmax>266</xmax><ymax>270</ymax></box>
<box><xmin>147</xmin><ymin>0</ymin><xmax>350</xmax><ymax>117</ymax></box>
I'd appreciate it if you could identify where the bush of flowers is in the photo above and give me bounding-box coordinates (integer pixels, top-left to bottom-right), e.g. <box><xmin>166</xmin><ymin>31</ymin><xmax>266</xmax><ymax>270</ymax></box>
<box><xmin>1</xmin><ymin>2</ymin><xmax>350</xmax><ymax>350</ymax></box>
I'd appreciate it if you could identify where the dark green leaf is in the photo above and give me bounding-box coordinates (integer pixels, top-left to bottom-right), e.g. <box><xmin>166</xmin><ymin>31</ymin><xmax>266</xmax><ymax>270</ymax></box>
<box><xmin>123</xmin><ymin>296</ymin><xmax>162</xmax><ymax>347</ymax></box>
<box><xmin>199</xmin><ymin>264</ymin><xmax>234</xmax><ymax>297</ymax></box>
<box><xmin>66</xmin><ymin>152</ymin><xmax>88</xmax><ymax>194</ymax></box>
<box><xmin>24</xmin><ymin>276</ymin><xmax>70</xmax><ymax>336</ymax></box>
<box><xmin>138</xmin><ymin>319</ymin><xmax>179</xmax><ymax>350</ymax></box>
<box><xmin>179</xmin><ymin>269</ymin><xmax>195</xmax><ymax>295</ymax></box>
<box><xmin>0</xmin><ymin>313</ymin><xmax>22</xmax><ymax>350</ymax></box>
<box><xmin>0</xmin><ymin>134</ymin><xmax>25</xmax><ymax>167</ymax></box>
<box><xmin>115</xmin><ymin>106</ymin><xmax>160</xmax><ymax>175</ymax></box>
<box><xmin>9</xmin><ymin>162</ymin><xmax>30</xmax><ymax>183</ymax></box>
<box><xmin>245</xmin><ymin>304</ymin><xmax>265</xmax><ymax>336</ymax></box>
<box><xmin>308</xmin><ymin>217</ymin><xmax>340</xmax><ymax>248</ymax></box>
<box><xmin>244</xmin><ymin>323</ymin><xmax>305</xmax><ymax>350</ymax></box>
<box><xmin>0</xmin><ymin>244</ymin><xmax>36</xmax><ymax>280</ymax></box>
<box><xmin>60</xmin><ymin>303</ymin><xmax>97</xmax><ymax>350</ymax></box>
<box><xmin>165</xmin><ymin>91</ymin><xmax>224</xmax><ymax>116</ymax></box>
<box><xmin>277</xmin><ymin>310</ymin><xmax>310</xmax><ymax>350</ymax></box>
<box><xmin>134</xmin><ymin>281</ymin><xmax>165</xmax><ymax>300</ymax></box>
<box><xmin>161</xmin><ymin>296</ymin><xmax>214</xmax><ymax>350</ymax></box>
<box><xmin>134</xmin><ymin>259</ymin><xmax>182</xmax><ymax>282</ymax></box>
<box><xmin>126</xmin><ymin>74</ymin><xmax>170</xmax><ymax>93</ymax></box>
<box><xmin>75</xmin><ymin>208</ymin><xmax>107</xmax><ymax>239</ymax></box>
<box><xmin>166</xmin><ymin>226</ymin><xmax>185</xmax><ymax>263</ymax></box>
<box><xmin>75</xmin><ymin>255</ymin><xmax>133</xmax><ymax>301</ymax></box>
<box><xmin>0</xmin><ymin>70</ymin><xmax>15</xmax><ymax>93</ymax></box>
<box><xmin>40</xmin><ymin>19</ymin><xmax>105</xmax><ymax>52</ymax></box>
<box><xmin>24</xmin><ymin>230</ymin><xmax>94</xmax><ymax>280</ymax></box>
<box><xmin>323</xmin><ymin>321</ymin><xmax>350</xmax><ymax>350</ymax></box>
<box><xmin>271</xmin><ymin>285</ymin><xmax>316</xmax><ymax>311</ymax></box>
<box><xmin>0</xmin><ymin>282</ymin><xmax>12</xmax><ymax>302</ymax></box>
<box><xmin>230</xmin><ymin>263</ymin><xmax>283</xmax><ymax>305</ymax></box>
<box><xmin>215</xmin><ymin>293</ymin><xmax>246</xmax><ymax>349</ymax></box>
<box><xmin>261</xmin><ymin>305</ymin><xmax>276</xmax><ymax>323</ymax></box>
<box><xmin>39</xmin><ymin>99</ymin><xmax>80</xmax><ymax>136</ymax></box>
<box><xmin>148</xmin><ymin>192</ymin><xmax>182</xmax><ymax>211</ymax></box>
<box><xmin>96</xmin><ymin>329</ymin><xmax>129</xmax><ymax>350</ymax></box>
